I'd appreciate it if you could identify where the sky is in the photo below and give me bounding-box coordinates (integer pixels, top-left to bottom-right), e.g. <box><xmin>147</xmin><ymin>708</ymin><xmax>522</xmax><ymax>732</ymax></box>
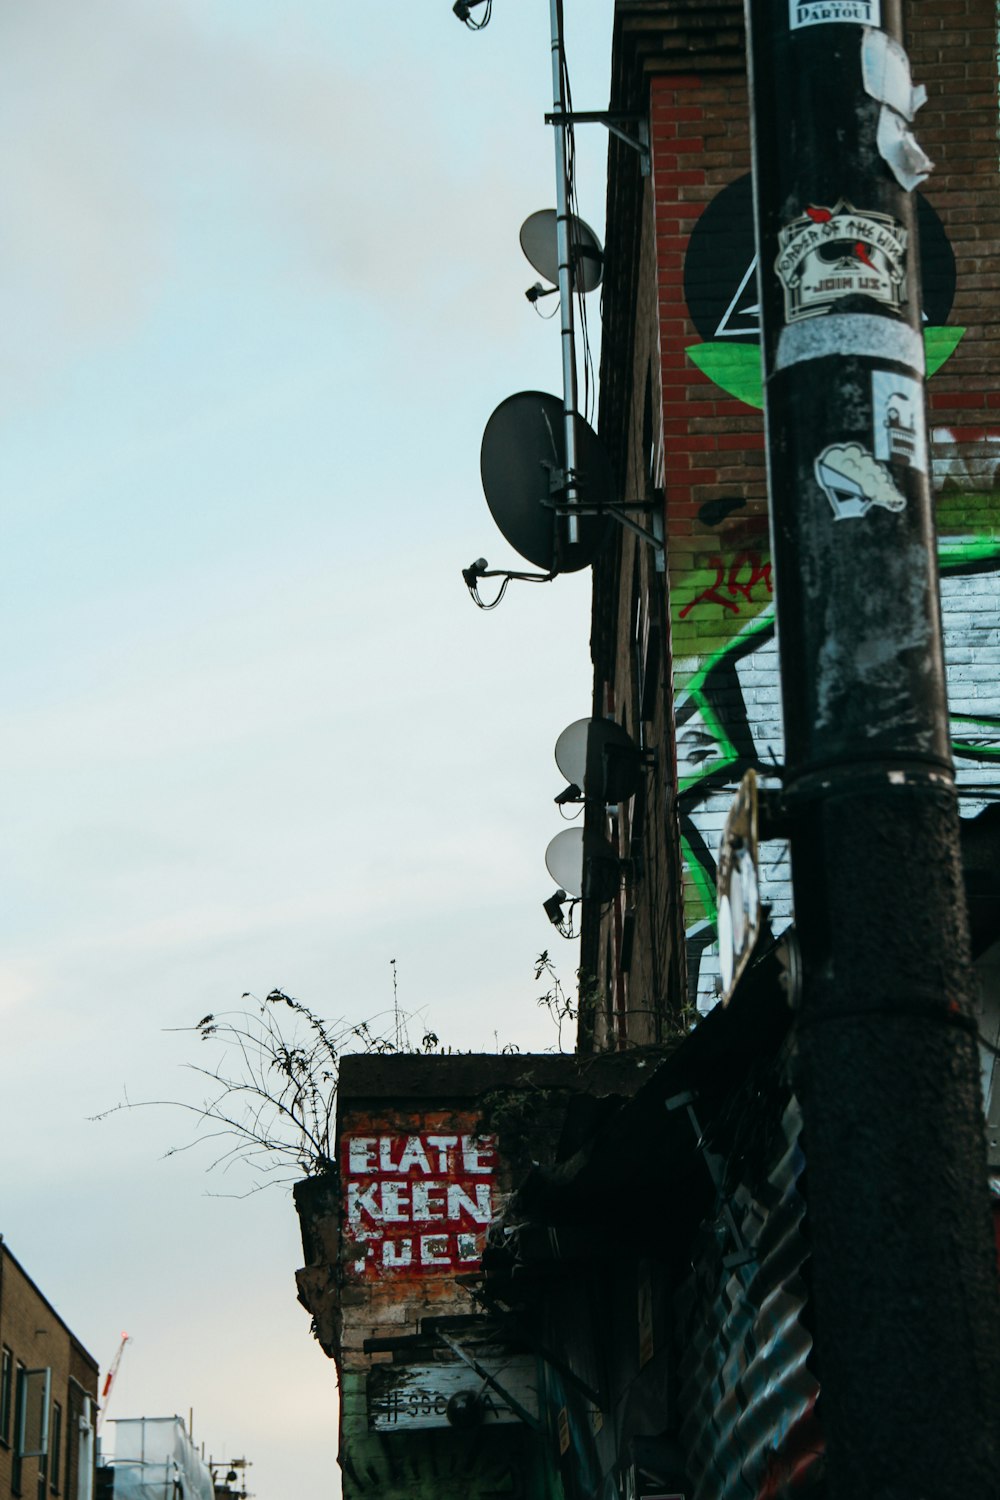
<box><xmin>0</xmin><ymin>1</ymin><xmax>613</xmax><ymax>1495</ymax></box>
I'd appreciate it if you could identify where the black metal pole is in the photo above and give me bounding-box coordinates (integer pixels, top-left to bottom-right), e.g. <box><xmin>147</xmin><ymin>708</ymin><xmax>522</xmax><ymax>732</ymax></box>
<box><xmin>744</xmin><ymin>2</ymin><xmax>1000</xmax><ymax>1495</ymax></box>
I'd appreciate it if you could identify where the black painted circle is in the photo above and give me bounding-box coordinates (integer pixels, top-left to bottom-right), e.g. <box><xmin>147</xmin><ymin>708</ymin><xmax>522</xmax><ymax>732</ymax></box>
<box><xmin>683</xmin><ymin>173</ymin><xmax>956</xmax><ymax>344</ymax></box>
<box><xmin>480</xmin><ymin>391</ymin><xmax>612</xmax><ymax>573</ymax></box>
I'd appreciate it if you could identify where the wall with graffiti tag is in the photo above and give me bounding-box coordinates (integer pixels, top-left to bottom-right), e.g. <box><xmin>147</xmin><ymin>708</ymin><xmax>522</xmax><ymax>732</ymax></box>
<box><xmin>646</xmin><ymin>0</ymin><xmax>1000</xmax><ymax>1010</ymax></box>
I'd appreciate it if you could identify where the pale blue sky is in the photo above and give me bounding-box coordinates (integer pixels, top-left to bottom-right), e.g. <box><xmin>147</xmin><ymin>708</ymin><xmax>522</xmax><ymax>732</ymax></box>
<box><xmin>0</xmin><ymin>2</ymin><xmax>613</xmax><ymax>1495</ymax></box>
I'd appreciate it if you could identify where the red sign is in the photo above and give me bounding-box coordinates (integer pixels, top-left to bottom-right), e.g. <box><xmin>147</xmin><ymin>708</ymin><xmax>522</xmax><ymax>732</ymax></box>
<box><xmin>342</xmin><ymin>1128</ymin><xmax>498</xmax><ymax>1279</ymax></box>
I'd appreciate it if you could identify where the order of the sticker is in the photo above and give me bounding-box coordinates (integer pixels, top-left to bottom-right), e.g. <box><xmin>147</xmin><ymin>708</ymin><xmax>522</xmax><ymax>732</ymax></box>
<box><xmin>775</xmin><ymin>202</ymin><xmax>907</xmax><ymax>324</ymax></box>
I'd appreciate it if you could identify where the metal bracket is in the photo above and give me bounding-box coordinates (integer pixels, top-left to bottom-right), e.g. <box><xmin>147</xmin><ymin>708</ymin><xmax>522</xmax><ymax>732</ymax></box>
<box><xmin>435</xmin><ymin>1331</ymin><xmax>544</xmax><ymax>1433</ymax></box>
<box><xmin>544</xmin><ymin>111</ymin><xmax>651</xmax><ymax>176</ymax></box>
<box><xmin>543</xmin><ymin>479</ymin><xmax>666</xmax><ymax>572</ymax></box>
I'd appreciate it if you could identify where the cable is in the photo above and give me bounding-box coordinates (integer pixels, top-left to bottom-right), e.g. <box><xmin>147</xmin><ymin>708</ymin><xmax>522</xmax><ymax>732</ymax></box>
<box><xmin>462</xmin><ymin>559</ymin><xmax>556</xmax><ymax>610</ymax></box>
<box><xmin>455</xmin><ymin>0</ymin><xmax>492</xmax><ymax>28</ymax></box>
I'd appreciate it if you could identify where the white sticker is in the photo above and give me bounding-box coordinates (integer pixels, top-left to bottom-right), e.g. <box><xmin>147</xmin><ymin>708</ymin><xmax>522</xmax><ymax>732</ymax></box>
<box><xmin>791</xmin><ymin>0</ymin><xmax>880</xmax><ymax>29</ymax></box>
<box><xmin>815</xmin><ymin>442</ymin><xmax>906</xmax><ymax>521</ymax></box>
<box><xmin>861</xmin><ymin>28</ymin><xmax>926</xmax><ymax>120</ymax></box>
<box><xmin>775</xmin><ymin>201</ymin><xmax>907</xmax><ymax>323</ymax></box>
<box><xmin>876</xmin><ymin>107</ymin><xmax>934</xmax><ymax>191</ymax></box>
<box><xmin>872</xmin><ymin>371</ymin><xmax>927</xmax><ymax>475</ymax></box>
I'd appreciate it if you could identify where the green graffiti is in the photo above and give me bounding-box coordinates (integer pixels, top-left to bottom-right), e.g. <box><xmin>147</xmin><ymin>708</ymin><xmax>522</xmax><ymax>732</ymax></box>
<box><xmin>681</xmin><ymin>833</ymin><xmax>718</xmax><ymax>924</ymax></box>
<box><xmin>686</xmin><ymin>327</ymin><xmax>966</xmax><ymax>408</ymax></box>
<box><xmin>951</xmin><ymin>713</ymin><xmax>1000</xmax><ymax>761</ymax></box>
<box><xmin>938</xmin><ymin>491</ymin><xmax>1000</xmax><ymax>568</ymax></box>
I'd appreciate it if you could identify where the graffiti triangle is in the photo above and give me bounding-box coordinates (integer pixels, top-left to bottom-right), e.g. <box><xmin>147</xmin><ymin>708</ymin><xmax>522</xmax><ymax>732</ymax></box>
<box><xmin>715</xmin><ymin>254</ymin><xmax>760</xmax><ymax>339</ymax></box>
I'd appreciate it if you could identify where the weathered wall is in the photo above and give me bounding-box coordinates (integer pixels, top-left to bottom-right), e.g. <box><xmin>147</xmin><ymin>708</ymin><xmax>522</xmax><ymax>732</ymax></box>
<box><xmin>597</xmin><ymin>0</ymin><xmax>1000</xmax><ymax>1018</ymax></box>
<box><xmin>295</xmin><ymin>1055</ymin><xmax>629</xmax><ymax>1500</ymax></box>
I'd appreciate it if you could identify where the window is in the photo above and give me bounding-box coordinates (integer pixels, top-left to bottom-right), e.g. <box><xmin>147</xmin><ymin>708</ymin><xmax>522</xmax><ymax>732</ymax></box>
<box><xmin>0</xmin><ymin>1349</ymin><xmax>12</xmax><ymax>1447</ymax></box>
<box><xmin>11</xmin><ymin>1363</ymin><xmax>25</xmax><ymax>1494</ymax></box>
<box><xmin>49</xmin><ymin>1405</ymin><xmax>61</xmax><ymax>1494</ymax></box>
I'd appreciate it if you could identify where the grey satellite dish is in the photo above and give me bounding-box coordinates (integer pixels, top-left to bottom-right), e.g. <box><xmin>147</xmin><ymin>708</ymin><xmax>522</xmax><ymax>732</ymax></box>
<box><xmin>545</xmin><ymin>827</ymin><xmax>621</xmax><ymax>902</ymax></box>
<box><xmin>520</xmin><ymin>210</ymin><xmax>604</xmax><ymax>293</ymax></box>
<box><xmin>480</xmin><ymin>391</ymin><xmax>612</xmax><ymax>573</ymax></box>
<box><xmin>555</xmin><ymin>717</ymin><xmax>643</xmax><ymax>805</ymax></box>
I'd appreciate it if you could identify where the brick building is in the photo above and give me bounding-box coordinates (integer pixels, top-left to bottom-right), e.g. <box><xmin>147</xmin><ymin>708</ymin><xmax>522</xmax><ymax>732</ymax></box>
<box><xmin>481</xmin><ymin>1</ymin><xmax>1000</xmax><ymax>1497</ymax></box>
<box><xmin>585</xmin><ymin>0</ymin><xmax>1000</xmax><ymax>1046</ymax></box>
<box><xmin>0</xmin><ymin>1239</ymin><xmax>99</xmax><ymax>1500</ymax></box>
<box><xmin>294</xmin><ymin>1052</ymin><xmax>663</xmax><ymax>1500</ymax></box>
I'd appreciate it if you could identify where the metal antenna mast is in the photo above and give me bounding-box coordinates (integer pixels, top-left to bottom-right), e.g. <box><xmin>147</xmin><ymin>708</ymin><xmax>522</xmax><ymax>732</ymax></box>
<box><xmin>547</xmin><ymin>0</ymin><xmax>580</xmax><ymax>547</ymax></box>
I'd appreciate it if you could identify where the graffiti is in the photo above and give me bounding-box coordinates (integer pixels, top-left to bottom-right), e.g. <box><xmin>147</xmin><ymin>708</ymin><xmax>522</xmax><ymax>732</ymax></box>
<box><xmin>677</xmin><ymin>165</ymin><xmax>998</xmax><ymax>1007</ymax></box>
<box><xmin>933</xmin><ymin>427</ymin><xmax>1000</xmax><ymax>493</ymax></box>
<box><xmin>678</xmin><ymin>550</ymin><xmax>773</xmax><ymax>618</ymax></box>
<box><xmin>343</xmin><ymin>1126</ymin><xmax>498</xmax><ymax>1279</ymax></box>
<box><xmin>682</xmin><ymin>174</ymin><xmax>958</xmax><ymax>407</ymax></box>
<box><xmin>674</xmin><ymin>428</ymin><xmax>1000</xmax><ymax>1007</ymax></box>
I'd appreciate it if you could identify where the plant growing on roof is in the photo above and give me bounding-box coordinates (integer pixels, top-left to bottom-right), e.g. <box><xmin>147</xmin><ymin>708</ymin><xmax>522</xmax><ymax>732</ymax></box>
<box><xmin>93</xmin><ymin>987</ymin><xmax>441</xmax><ymax>1191</ymax></box>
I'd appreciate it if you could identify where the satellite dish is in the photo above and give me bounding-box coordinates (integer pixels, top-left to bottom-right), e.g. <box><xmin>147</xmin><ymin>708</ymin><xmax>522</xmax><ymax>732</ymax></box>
<box><xmin>480</xmin><ymin>391</ymin><xmax>612</xmax><ymax>573</ymax></box>
<box><xmin>545</xmin><ymin>827</ymin><xmax>621</xmax><ymax>902</ymax></box>
<box><xmin>520</xmin><ymin>210</ymin><xmax>604</xmax><ymax>294</ymax></box>
<box><xmin>555</xmin><ymin>718</ymin><xmax>643</xmax><ymax>804</ymax></box>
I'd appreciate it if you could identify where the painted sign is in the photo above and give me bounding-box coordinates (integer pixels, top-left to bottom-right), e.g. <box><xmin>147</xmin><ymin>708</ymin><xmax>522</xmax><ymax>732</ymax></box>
<box><xmin>790</xmin><ymin>0</ymin><xmax>879</xmax><ymax>29</ymax></box>
<box><xmin>368</xmin><ymin>1356</ymin><xmax>539</xmax><ymax>1431</ymax></box>
<box><xmin>775</xmin><ymin>202</ymin><xmax>907</xmax><ymax>323</ymax></box>
<box><xmin>343</xmin><ymin>1128</ymin><xmax>498</xmax><ymax>1279</ymax></box>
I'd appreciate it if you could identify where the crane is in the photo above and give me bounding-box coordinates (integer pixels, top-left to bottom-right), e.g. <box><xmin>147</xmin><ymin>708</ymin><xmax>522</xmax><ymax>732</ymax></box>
<box><xmin>97</xmin><ymin>1332</ymin><xmax>130</xmax><ymax>1430</ymax></box>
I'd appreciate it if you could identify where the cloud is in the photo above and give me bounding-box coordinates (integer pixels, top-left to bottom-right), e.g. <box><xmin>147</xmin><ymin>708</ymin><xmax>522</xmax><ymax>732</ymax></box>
<box><xmin>0</xmin><ymin>0</ymin><xmax>548</xmax><ymax>403</ymax></box>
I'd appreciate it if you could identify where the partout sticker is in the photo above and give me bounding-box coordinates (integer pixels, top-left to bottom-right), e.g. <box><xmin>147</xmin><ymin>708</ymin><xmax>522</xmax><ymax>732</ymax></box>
<box><xmin>790</xmin><ymin>0</ymin><xmax>880</xmax><ymax>29</ymax></box>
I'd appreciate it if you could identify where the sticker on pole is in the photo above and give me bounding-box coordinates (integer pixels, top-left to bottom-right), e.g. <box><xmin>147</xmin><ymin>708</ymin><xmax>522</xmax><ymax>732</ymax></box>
<box><xmin>815</xmin><ymin>443</ymin><xmax>906</xmax><ymax>520</ymax></box>
<box><xmin>871</xmin><ymin>371</ymin><xmax>927</xmax><ymax>475</ymax></box>
<box><xmin>790</xmin><ymin>0</ymin><xmax>880</xmax><ymax>29</ymax></box>
<box><xmin>775</xmin><ymin>201</ymin><xmax>907</xmax><ymax>324</ymax></box>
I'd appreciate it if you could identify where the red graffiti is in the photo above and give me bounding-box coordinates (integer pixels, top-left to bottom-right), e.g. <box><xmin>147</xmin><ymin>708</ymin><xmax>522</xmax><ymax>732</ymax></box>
<box><xmin>679</xmin><ymin>550</ymin><xmax>773</xmax><ymax>619</ymax></box>
<box><xmin>854</xmin><ymin>241</ymin><xmax>876</xmax><ymax>269</ymax></box>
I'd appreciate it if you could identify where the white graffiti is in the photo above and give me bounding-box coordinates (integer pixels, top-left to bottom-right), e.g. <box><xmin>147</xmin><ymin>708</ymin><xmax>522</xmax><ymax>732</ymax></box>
<box><xmin>931</xmin><ymin>427</ymin><xmax>1000</xmax><ymax>492</ymax></box>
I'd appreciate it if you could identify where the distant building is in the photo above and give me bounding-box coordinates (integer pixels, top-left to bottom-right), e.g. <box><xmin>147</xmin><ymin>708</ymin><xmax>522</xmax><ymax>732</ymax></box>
<box><xmin>96</xmin><ymin>1416</ymin><xmax>214</xmax><ymax>1500</ymax></box>
<box><xmin>0</xmin><ymin>1237</ymin><xmax>99</xmax><ymax>1500</ymax></box>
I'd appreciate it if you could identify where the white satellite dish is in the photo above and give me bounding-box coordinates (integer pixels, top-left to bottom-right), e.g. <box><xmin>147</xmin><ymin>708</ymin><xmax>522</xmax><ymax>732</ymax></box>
<box><xmin>545</xmin><ymin>827</ymin><xmax>621</xmax><ymax>902</ymax></box>
<box><xmin>519</xmin><ymin>209</ymin><xmax>604</xmax><ymax>294</ymax></box>
<box><xmin>554</xmin><ymin>718</ymin><xmax>643</xmax><ymax>804</ymax></box>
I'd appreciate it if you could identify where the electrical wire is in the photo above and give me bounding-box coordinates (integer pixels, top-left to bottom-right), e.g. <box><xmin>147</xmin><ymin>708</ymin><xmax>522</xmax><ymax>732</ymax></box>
<box><xmin>459</xmin><ymin>0</ymin><xmax>492</xmax><ymax>30</ymax></box>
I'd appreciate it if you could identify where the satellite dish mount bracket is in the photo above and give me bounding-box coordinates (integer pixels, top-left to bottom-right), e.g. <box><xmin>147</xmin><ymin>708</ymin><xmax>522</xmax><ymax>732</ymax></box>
<box><xmin>543</xmin><ymin>472</ymin><xmax>665</xmax><ymax>570</ymax></box>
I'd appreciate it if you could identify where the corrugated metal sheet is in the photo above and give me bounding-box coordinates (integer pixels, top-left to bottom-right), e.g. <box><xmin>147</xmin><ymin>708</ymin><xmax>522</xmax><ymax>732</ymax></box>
<box><xmin>676</xmin><ymin>1093</ymin><xmax>824</xmax><ymax>1500</ymax></box>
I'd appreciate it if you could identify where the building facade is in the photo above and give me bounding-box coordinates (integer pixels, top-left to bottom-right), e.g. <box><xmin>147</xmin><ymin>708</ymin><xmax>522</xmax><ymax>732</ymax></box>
<box><xmin>0</xmin><ymin>1239</ymin><xmax>99</xmax><ymax>1500</ymax></box>
<box><xmin>586</xmin><ymin>0</ymin><xmax>1000</xmax><ymax>1046</ymax></box>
